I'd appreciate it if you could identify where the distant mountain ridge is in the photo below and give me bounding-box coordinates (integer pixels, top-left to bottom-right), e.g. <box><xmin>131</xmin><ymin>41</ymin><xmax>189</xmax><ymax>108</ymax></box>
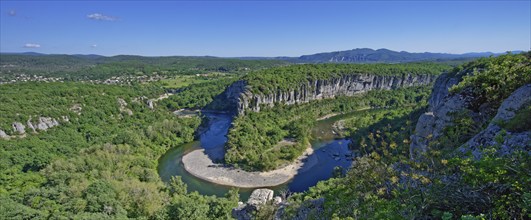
<box><xmin>2</xmin><ymin>48</ymin><xmax>524</xmax><ymax>64</ymax></box>
<box><xmin>294</xmin><ymin>48</ymin><xmax>522</xmax><ymax>63</ymax></box>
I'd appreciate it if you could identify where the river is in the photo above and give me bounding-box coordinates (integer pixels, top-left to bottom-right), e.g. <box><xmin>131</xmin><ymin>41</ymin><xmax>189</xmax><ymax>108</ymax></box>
<box><xmin>158</xmin><ymin>112</ymin><xmax>354</xmax><ymax>200</ymax></box>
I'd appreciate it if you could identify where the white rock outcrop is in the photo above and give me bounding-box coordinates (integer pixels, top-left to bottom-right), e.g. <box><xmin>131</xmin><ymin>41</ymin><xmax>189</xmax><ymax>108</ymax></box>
<box><xmin>221</xmin><ymin>73</ymin><xmax>436</xmax><ymax>115</ymax></box>
<box><xmin>232</xmin><ymin>189</ymin><xmax>275</xmax><ymax>220</ymax></box>
<box><xmin>12</xmin><ymin>122</ymin><xmax>25</xmax><ymax>134</ymax></box>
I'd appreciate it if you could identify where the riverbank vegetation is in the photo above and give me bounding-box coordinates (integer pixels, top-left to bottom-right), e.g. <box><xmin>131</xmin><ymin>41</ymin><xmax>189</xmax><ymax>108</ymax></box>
<box><xmin>283</xmin><ymin>108</ymin><xmax>529</xmax><ymax>219</ymax></box>
<box><xmin>276</xmin><ymin>53</ymin><xmax>531</xmax><ymax>220</ymax></box>
<box><xmin>225</xmin><ymin>86</ymin><xmax>432</xmax><ymax>171</ymax></box>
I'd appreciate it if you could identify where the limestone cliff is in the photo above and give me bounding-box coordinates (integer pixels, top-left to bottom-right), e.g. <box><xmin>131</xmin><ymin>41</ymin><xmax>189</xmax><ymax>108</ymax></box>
<box><xmin>409</xmin><ymin>72</ymin><xmax>465</xmax><ymax>159</ymax></box>
<box><xmin>220</xmin><ymin>73</ymin><xmax>436</xmax><ymax>115</ymax></box>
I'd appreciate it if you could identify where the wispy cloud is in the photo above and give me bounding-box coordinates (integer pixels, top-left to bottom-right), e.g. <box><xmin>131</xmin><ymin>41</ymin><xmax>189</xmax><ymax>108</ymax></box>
<box><xmin>87</xmin><ymin>13</ymin><xmax>117</xmax><ymax>21</ymax></box>
<box><xmin>91</xmin><ymin>44</ymin><xmax>98</xmax><ymax>48</ymax></box>
<box><xmin>24</xmin><ymin>43</ymin><xmax>41</xmax><ymax>48</ymax></box>
<box><xmin>8</xmin><ymin>10</ymin><xmax>16</xmax><ymax>16</ymax></box>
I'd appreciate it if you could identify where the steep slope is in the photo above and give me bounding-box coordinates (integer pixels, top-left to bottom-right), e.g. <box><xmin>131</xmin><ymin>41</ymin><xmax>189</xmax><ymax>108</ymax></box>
<box><xmin>216</xmin><ymin>63</ymin><xmax>448</xmax><ymax>115</ymax></box>
<box><xmin>250</xmin><ymin>52</ymin><xmax>531</xmax><ymax>220</ymax></box>
<box><xmin>410</xmin><ymin>52</ymin><xmax>531</xmax><ymax>159</ymax></box>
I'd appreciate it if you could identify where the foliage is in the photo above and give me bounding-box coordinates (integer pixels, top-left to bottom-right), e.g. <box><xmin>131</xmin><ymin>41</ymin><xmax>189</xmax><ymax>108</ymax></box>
<box><xmin>160</xmin><ymin>78</ymin><xmax>236</xmax><ymax>111</ymax></box>
<box><xmin>285</xmin><ymin>113</ymin><xmax>530</xmax><ymax>219</ymax></box>
<box><xmin>0</xmin><ymin>82</ymin><xmax>238</xmax><ymax>219</ymax></box>
<box><xmin>243</xmin><ymin>62</ymin><xmax>450</xmax><ymax>94</ymax></box>
<box><xmin>449</xmin><ymin>52</ymin><xmax>531</xmax><ymax>110</ymax></box>
<box><xmin>283</xmin><ymin>54</ymin><xmax>531</xmax><ymax>219</ymax></box>
<box><xmin>226</xmin><ymin>86</ymin><xmax>431</xmax><ymax>171</ymax></box>
<box><xmin>501</xmin><ymin>105</ymin><xmax>531</xmax><ymax>132</ymax></box>
<box><xmin>160</xmin><ymin>73</ymin><xmax>230</xmax><ymax>89</ymax></box>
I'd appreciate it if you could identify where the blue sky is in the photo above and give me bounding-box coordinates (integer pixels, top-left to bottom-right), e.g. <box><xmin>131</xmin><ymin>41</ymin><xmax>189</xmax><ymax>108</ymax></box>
<box><xmin>0</xmin><ymin>1</ymin><xmax>529</xmax><ymax>56</ymax></box>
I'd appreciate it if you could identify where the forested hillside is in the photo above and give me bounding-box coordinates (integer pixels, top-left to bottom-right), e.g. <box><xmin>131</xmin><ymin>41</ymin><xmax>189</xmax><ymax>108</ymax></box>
<box><xmin>242</xmin><ymin>62</ymin><xmax>450</xmax><ymax>94</ymax></box>
<box><xmin>269</xmin><ymin>52</ymin><xmax>531</xmax><ymax>219</ymax></box>
<box><xmin>0</xmin><ymin>83</ymin><xmax>240</xmax><ymax>219</ymax></box>
<box><xmin>0</xmin><ymin>53</ymin><xmax>528</xmax><ymax>220</ymax></box>
<box><xmin>225</xmin><ymin>86</ymin><xmax>432</xmax><ymax>171</ymax></box>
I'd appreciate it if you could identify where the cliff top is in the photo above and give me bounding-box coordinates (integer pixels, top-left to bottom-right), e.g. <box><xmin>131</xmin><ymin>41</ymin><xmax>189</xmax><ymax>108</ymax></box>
<box><xmin>243</xmin><ymin>63</ymin><xmax>451</xmax><ymax>94</ymax></box>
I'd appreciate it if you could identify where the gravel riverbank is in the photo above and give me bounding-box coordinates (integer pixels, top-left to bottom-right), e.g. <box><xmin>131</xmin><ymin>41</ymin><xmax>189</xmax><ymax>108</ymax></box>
<box><xmin>182</xmin><ymin>147</ymin><xmax>317</xmax><ymax>188</ymax></box>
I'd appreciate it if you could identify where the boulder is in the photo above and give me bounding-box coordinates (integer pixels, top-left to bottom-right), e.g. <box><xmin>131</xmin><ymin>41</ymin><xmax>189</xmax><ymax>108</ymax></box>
<box><xmin>147</xmin><ymin>100</ymin><xmax>154</xmax><ymax>109</ymax></box>
<box><xmin>12</xmin><ymin>122</ymin><xmax>25</xmax><ymax>134</ymax></box>
<box><xmin>273</xmin><ymin>196</ymin><xmax>283</xmax><ymax>205</ymax></box>
<box><xmin>232</xmin><ymin>189</ymin><xmax>275</xmax><ymax>220</ymax></box>
<box><xmin>247</xmin><ymin>189</ymin><xmax>274</xmax><ymax>207</ymax></box>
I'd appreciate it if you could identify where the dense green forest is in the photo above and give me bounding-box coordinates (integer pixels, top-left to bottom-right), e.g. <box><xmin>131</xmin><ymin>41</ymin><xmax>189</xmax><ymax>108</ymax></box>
<box><xmin>0</xmin><ymin>82</ymin><xmax>240</xmax><ymax>219</ymax></box>
<box><xmin>225</xmin><ymin>86</ymin><xmax>432</xmax><ymax>171</ymax></box>
<box><xmin>0</xmin><ymin>54</ymin><xmax>288</xmax><ymax>81</ymax></box>
<box><xmin>0</xmin><ymin>53</ymin><xmax>529</xmax><ymax>219</ymax></box>
<box><xmin>159</xmin><ymin>78</ymin><xmax>237</xmax><ymax>111</ymax></box>
<box><xmin>242</xmin><ymin>63</ymin><xmax>451</xmax><ymax>94</ymax></box>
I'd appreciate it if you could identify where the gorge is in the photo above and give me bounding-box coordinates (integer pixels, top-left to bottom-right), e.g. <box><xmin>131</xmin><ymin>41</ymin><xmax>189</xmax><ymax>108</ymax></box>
<box><xmin>218</xmin><ymin>73</ymin><xmax>437</xmax><ymax>115</ymax></box>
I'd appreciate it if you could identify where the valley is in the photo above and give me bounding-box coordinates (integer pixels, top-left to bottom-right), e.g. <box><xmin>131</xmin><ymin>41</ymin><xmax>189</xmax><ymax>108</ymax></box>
<box><xmin>2</xmin><ymin>1</ymin><xmax>530</xmax><ymax>219</ymax></box>
<box><xmin>1</xmin><ymin>49</ymin><xmax>529</xmax><ymax>220</ymax></box>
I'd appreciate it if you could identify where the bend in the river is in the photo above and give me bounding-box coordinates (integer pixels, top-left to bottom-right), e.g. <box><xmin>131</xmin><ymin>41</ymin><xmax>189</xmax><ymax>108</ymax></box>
<box><xmin>158</xmin><ymin>112</ymin><xmax>355</xmax><ymax>199</ymax></box>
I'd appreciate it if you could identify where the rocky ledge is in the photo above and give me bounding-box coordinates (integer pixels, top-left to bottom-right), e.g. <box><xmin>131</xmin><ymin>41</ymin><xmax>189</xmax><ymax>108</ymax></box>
<box><xmin>409</xmin><ymin>71</ymin><xmax>530</xmax><ymax>159</ymax></box>
<box><xmin>232</xmin><ymin>189</ymin><xmax>284</xmax><ymax>220</ymax></box>
<box><xmin>218</xmin><ymin>73</ymin><xmax>436</xmax><ymax>115</ymax></box>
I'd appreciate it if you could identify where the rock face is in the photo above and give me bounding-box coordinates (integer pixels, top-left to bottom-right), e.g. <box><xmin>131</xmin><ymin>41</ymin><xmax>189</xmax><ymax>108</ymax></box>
<box><xmin>221</xmin><ymin>74</ymin><xmax>436</xmax><ymax>115</ymax></box>
<box><xmin>247</xmin><ymin>189</ymin><xmax>274</xmax><ymax>206</ymax></box>
<box><xmin>461</xmin><ymin>84</ymin><xmax>531</xmax><ymax>157</ymax></box>
<box><xmin>428</xmin><ymin>72</ymin><xmax>462</xmax><ymax>111</ymax></box>
<box><xmin>410</xmin><ymin>77</ymin><xmax>531</xmax><ymax>160</ymax></box>
<box><xmin>409</xmin><ymin>73</ymin><xmax>465</xmax><ymax>159</ymax></box>
<box><xmin>232</xmin><ymin>189</ymin><xmax>275</xmax><ymax>220</ymax></box>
